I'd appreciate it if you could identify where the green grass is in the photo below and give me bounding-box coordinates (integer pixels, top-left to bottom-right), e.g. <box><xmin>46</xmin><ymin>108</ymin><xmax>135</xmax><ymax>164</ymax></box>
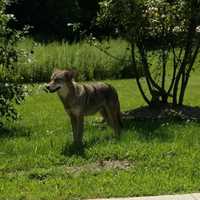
<box><xmin>1</xmin><ymin>72</ymin><xmax>200</xmax><ymax>199</ymax></box>
<box><xmin>17</xmin><ymin>38</ymin><xmax>131</xmax><ymax>83</ymax></box>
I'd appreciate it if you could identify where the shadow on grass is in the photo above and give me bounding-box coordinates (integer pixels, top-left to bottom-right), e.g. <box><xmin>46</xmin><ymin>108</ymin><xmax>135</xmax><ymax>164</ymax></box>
<box><xmin>62</xmin><ymin>120</ymin><xmax>178</xmax><ymax>156</ymax></box>
<box><xmin>0</xmin><ymin>125</ymin><xmax>31</xmax><ymax>138</ymax></box>
<box><xmin>124</xmin><ymin>119</ymin><xmax>174</xmax><ymax>142</ymax></box>
<box><xmin>62</xmin><ymin>134</ymin><xmax>114</xmax><ymax>156</ymax></box>
<box><xmin>85</xmin><ymin>134</ymin><xmax>114</xmax><ymax>147</ymax></box>
<box><xmin>121</xmin><ymin>105</ymin><xmax>200</xmax><ymax>142</ymax></box>
<box><xmin>123</xmin><ymin>116</ymin><xmax>200</xmax><ymax>142</ymax></box>
<box><xmin>62</xmin><ymin>143</ymin><xmax>86</xmax><ymax>157</ymax></box>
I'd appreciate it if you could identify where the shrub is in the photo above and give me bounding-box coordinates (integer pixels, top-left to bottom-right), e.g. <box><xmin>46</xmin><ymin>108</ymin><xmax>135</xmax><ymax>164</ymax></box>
<box><xmin>0</xmin><ymin>0</ymin><xmax>27</xmax><ymax>125</ymax></box>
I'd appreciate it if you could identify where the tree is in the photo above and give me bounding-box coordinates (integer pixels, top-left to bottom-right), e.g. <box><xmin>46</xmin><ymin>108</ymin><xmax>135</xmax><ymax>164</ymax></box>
<box><xmin>6</xmin><ymin>0</ymin><xmax>81</xmax><ymax>40</ymax></box>
<box><xmin>97</xmin><ymin>0</ymin><xmax>200</xmax><ymax>107</ymax></box>
<box><xmin>7</xmin><ymin>0</ymin><xmax>102</xmax><ymax>41</ymax></box>
<box><xmin>0</xmin><ymin>0</ymin><xmax>27</xmax><ymax>126</ymax></box>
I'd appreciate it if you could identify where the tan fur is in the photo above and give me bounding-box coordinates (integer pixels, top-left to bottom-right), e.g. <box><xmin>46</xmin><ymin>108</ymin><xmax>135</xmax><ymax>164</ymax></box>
<box><xmin>46</xmin><ymin>69</ymin><xmax>122</xmax><ymax>146</ymax></box>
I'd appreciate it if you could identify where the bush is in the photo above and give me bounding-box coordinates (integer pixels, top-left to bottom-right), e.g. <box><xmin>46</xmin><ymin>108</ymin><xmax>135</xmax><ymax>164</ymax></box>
<box><xmin>0</xmin><ymin>0</ymin><xmax>27</xmax><ymax>125</ymax></box>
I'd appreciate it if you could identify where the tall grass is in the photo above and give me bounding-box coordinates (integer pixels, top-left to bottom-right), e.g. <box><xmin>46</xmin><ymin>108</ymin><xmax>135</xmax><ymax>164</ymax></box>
<box><xmin>17</xmin><ymin>38</ymin><xmax>131</xmax><ymax>83</ymax></box>
<box><xmin>16</xmin><ymin>38</ymin><xmax>200</xmax><ymax>83</ymax></box>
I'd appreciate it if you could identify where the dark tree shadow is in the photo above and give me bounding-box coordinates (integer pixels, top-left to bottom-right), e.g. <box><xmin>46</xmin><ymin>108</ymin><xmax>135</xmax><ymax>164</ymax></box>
<box><xmin>121</xmin><ymin>105</ymin><xmax>200</xmax><ymax>142</ymax></box>
<box><xmin>0</xmin><ymin>125</ymin><xmax>31</xmax><ymax>139</ymax></box>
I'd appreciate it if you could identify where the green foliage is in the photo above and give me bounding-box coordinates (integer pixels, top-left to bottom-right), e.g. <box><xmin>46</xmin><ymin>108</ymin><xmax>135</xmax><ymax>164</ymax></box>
<box><xmin>1</xmin><ymin>77</ymin><xmax>200</xmax><ymax>199</ymax></box>
<box><xmin>97</xmin><ymin>0</ymin><xmax>200</xmax><ymax>106</ymax></box>
<box><xmin>0</xmin><ymin>0</ymin><xmax>27</xmax><ymax>124</ymax></box>
<box><xmin>98</xmin><ymin>0</ymin><xmax>199</xmax><ymax>41</ymax></box>
<box><xmin>97</xmin><ymin>0</ymin><xmax>145</xmax><ymax>39</ymax></box>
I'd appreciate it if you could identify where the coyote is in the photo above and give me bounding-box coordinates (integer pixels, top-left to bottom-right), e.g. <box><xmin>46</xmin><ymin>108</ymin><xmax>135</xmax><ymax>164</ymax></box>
<box><xmin>46</xmin><ymin>69</ymin><xmax>122</xmax><ymax>146</ymax></box>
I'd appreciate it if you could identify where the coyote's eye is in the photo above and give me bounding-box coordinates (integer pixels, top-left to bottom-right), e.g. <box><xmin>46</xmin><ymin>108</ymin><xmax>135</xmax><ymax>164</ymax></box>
<box><xmin>55</xmin><ymin>78</ymin><xmax>62</xmax><ymax>82</ymax></box>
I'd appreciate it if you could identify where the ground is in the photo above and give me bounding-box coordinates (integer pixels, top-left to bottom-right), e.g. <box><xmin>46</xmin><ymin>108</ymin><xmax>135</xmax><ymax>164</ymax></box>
<box><xmin>1</xmin><ymin>76</ymin><xmax>200</xmax><ymax>200</ymax></box>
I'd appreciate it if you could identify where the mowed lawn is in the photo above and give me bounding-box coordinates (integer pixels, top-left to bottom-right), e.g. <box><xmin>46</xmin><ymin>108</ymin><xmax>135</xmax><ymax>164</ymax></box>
<box><xmin>1</xmin><ymin>74</ymin><xmax>200</xmax><ymax>200</ymax></box>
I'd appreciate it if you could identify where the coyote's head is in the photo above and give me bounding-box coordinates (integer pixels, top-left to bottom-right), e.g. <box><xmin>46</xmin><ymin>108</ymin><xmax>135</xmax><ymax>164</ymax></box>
<box><xmin>46</xmin><ymin>69</ymin><xmax>76</xmax><ymax>93</ymax></box>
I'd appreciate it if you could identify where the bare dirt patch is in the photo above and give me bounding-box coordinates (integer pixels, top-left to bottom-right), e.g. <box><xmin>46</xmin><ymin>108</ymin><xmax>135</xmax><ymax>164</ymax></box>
<box><xmin>64</xmin><ymin>160</ymin><xmax>132</xmax><ymax>174</ymax></box>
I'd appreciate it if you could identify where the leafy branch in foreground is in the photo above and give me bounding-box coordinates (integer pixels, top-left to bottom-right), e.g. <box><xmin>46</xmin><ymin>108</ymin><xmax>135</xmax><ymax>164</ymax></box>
<box><xmin>0</xmin><ymin>0</ymin><xmax>28</xmax><ymax>125</ymax></box>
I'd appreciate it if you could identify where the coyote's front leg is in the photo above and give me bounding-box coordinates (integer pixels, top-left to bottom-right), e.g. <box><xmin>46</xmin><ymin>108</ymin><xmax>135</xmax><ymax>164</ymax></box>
<box><xmin>70</xmin><ymin>114</ymin><xmax>84</xmax><ymax>146</ymax></box>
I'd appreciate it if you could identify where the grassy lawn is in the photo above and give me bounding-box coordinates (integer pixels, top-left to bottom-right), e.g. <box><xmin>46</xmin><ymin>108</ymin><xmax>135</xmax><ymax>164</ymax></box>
<box><xmin>1</xmin><ymin>74</ymin><xmax>200</xmax><ymax>200</ymax></box>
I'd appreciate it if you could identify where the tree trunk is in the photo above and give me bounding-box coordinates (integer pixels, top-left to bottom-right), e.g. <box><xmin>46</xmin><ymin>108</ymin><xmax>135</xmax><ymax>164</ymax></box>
<box><xmin>178</xmin><ymin>41</ymin><xmax>200</xmax><ymax>105</ymax></box>
<box><xmin>161</xmin><ymin>48</ymin><xmax>169</xmax><ymax>103</ymax></box>
<box><xmin>131</xmin><ymin>43</ymin><xmax>151</xmax><ymax>105</ymax></box>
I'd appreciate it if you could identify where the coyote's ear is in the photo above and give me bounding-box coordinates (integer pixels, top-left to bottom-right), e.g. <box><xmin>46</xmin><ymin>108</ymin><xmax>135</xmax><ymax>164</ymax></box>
<box><xmin>53</xmin><ymin>68</ymin><xmax>60</xmax><ymax>73</ymax></box>
<box><xmin>64</xmin><ymin>69</ymin><xmax>77</xmax><ymax>81</ymax></box>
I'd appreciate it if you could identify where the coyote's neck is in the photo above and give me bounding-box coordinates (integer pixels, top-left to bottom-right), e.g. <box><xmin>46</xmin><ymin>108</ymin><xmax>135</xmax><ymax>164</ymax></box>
<box><xmin>57</xmin><ymin>81</ymin><xmax>76</xmax><ymax>107</ymax></box>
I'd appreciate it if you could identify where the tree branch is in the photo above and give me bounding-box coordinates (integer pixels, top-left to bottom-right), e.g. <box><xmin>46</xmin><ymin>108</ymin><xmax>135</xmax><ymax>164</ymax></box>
<box><xmin>131</xmin><ymin>43</ymin><xmax>151</xmax><ymax>105</ymax></box>
<box><xmin>178</xmin><ymin>38</ymin><xmax>200</xmax><ymax>105</ymax></box>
